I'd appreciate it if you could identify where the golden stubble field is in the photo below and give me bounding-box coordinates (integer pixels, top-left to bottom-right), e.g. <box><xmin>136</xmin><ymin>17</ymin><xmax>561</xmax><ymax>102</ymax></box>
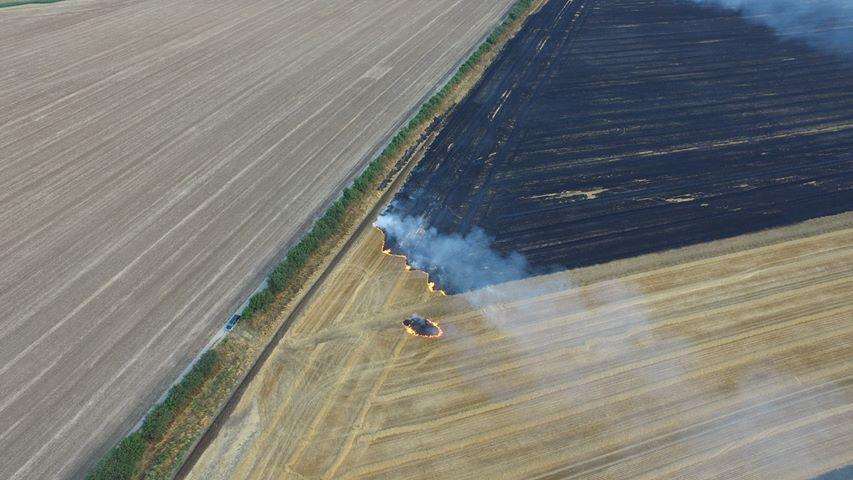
<box><xmin>188</xmin><ymin>213</ymin><xmax>853</xmax><ymax>480</ymax></box>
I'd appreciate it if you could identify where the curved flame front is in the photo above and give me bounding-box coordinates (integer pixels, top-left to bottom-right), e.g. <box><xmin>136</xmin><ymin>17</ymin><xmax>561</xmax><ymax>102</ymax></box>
<box><xmin>376</xmin><ymin>226</ymin><xmax>447</xmax><ymax>339</ymax></box>
<box><xmin>377</xmin><ymin>227</ymin><xmax>447</xmax><ymax>296</ymax></box>
<box><xmin>403</xmin><ymin>319</ymin><xmax>444</xmax><ymax>339</ymax></box>
<box><xmin>427</xmin><ymin>281</ymin><xmax>447</xmax><ymax>296</ymax></box>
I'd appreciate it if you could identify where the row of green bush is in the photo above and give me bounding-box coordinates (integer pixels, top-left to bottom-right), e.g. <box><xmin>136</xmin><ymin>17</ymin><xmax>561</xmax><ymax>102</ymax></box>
<box><xmin>241</xmin><ymin>0</ymin><xmax>535</xmax><ymax>321</ymax></box>
<box><xmin>0</xmin><ymin>0</ymin><xmax>63</xmax><ymax>9</ymax></box>
<box><xmin>86</xmin><ymin>1</ymin><xmax>535</xmax><ymax>478</ymax></box>
<box><xmin>87</xmin><ymin>350</ymin><xmax>220</xmax><ymax>480</ymax></box>
<box><xmin>138</xmin><ymin>351</ymin><xmax>219</xmax><ymax>443</ymax></box>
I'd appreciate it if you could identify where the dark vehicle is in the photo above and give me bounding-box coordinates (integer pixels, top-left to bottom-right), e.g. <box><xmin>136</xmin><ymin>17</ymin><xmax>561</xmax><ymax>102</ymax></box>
<box><xmin>225</xmin><ymin>314</ymin><xmax>241</xmax><ymax>332</ymax></box>
<box><xmin>402</xmin><ymin>314</ymin><xmax>442</xmax><ymax>338</ymax></box>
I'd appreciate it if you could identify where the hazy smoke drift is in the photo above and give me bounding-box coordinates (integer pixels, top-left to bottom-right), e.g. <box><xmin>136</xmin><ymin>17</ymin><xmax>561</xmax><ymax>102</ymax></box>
<box><xmin>375</xmin><ymin>212</ymin><xmax>528</xmax><ymax>293</ymax></box>
<box><xmin>687</xmin><ymin>0</ymin><xmax>853</xmax><ymax>55</ymax></box>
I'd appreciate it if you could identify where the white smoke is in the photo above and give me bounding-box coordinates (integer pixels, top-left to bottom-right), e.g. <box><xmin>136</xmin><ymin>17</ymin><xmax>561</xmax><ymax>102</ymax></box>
<box><xmin>687</xmin><ymin>0</ymin><xmax>853</xmax><ymax>55</ymax></box>
<box><xmin>376</xmin><ymin>207</ymin><xmax>839</xmax><ymax>474</ymax></box>
<box><xmin>375</xmin><ymin>212</ymin><xmax>528</xmax><ymax>293</ymax></box>
<box><xmin>456</xmin><ymin>276</ymin><xmax>834</xmax><ymax>476</ymax></box>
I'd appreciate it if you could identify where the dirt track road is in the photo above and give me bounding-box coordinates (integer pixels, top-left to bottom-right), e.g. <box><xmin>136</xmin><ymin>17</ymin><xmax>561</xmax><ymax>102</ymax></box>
<box><xmin>0</xmin><ymin>1</ymin><xmax>513</xmax><ymax>477</ymax></box>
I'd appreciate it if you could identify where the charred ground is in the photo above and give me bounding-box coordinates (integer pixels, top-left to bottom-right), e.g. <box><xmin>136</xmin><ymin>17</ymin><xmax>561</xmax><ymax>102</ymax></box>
<box><xmin>387</xmin><ymin>0</ymin><xmax>853</xmax><ymax>283</ymax></box>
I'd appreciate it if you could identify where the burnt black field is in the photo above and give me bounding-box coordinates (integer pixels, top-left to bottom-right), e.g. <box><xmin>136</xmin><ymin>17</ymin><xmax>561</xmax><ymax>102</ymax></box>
<box><xmin>384</xmin><ymin>0</ymin><xmax>853</xmax><ymax>287</ymax></box>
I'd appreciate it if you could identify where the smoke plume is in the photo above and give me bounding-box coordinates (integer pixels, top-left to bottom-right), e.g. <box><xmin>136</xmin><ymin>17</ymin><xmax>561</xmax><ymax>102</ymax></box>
<box><xmin>374</xmin><ymin>212</ymin><xmax>528</xmax><ymax>293</ymax></box>
<box><xmin>456</xmin><ymin>276</ymin><xmax>830</xmax><ymax>473</ymax></box>
<box><xmin>376</xmin><ymin>207</ymin><xmax>833</xmax><ymax>471</ymax></box>
<box><xmin>686</xmin><ymin>0</ymin><xmax>853</xmax><ymax>55</ymax></box>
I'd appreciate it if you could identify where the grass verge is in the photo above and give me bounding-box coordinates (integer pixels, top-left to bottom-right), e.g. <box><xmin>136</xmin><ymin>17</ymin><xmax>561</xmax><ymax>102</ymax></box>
<box><xmin>86</xmin><ymin>1</ymin><xmax>539</xmax><ymax>478</ymax></box>
<box><xmin>0</xmin><ymin>0</ymin><xmax>63</xmax><ymax>9</ymax></box>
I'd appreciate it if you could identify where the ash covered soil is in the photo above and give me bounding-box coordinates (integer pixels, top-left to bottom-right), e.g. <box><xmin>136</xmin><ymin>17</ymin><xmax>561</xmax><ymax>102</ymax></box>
<box><xmin>387</xmin><ymin>0</ymin><xmax>853</xmax><ymax>283</ymax></box>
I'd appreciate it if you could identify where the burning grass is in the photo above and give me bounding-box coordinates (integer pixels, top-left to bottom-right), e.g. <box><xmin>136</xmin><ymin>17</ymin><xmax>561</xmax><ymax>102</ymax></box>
<box><xmin>402</xmin><ymin>315</ymin><xmax>444</xmax><ymax>339</ymax></box>
<box><xmin>379</xmin><ymin>226</ymin><xmax>448</xmax><ymax>296</ymax></box>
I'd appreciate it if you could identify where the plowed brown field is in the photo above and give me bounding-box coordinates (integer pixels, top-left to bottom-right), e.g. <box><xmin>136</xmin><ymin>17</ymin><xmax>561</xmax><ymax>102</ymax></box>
<box><xmin>187</xmin><ymin>213</ymin><xmax>853</xmax><ymax>480</ymax></box>
<box><xmin>0</xmin><ymin>1</ymin><xmax>515</xmax><ymax>478</ymax></box>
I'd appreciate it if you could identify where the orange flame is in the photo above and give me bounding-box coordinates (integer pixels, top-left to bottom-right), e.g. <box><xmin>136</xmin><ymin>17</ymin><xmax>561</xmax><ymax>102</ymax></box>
<box><xmin>403</xmin><ymin>322</ymin><xmax>444</xmax><ymax>339</ymax></box>
<box><xmin>427</xmin><ymin>281</ymin><xmax>447</xmax><ymax>296</ymax></box>
<box><xmin>377</xmin><ymin>225</ymin><xmax>446</xmax><ymax>296</ymax></box>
